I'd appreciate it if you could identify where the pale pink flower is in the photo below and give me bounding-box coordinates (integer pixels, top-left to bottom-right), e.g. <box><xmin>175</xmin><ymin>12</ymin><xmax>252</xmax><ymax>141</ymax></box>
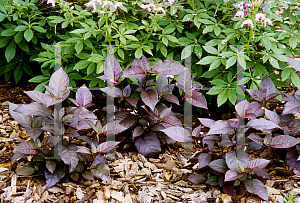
<box><xmin>47</xmin><ymin>0</ymin><xmax>55</xmax><ymax>7</ymax></box>
<box><xmin>234</xmin><ymin>11</ymin><xmax>244</xmax><ymax>18</ymax></box>
<box><xmin>114</xmin><ymin>2</ymin><xmax>123</xmax><ymax>9</ymax></box>
<box><xmin>140</xmin><ymin>3</ymin><xmax>156</xmax><ymax>12</ymax></box>
<box><xmin>255</xmin><ymin>13</ymin><xmax>266</xmax><ymax>21</ymax></box>
<box><xmin>154</xmin><ymin>7</ymin><xmax>165</xmax><ymax>13</ymax></box>
<box><xmin>241</xmin><ymin>19</ymin><xmax>254</xmax><ymax>28</ymax></box>
<box><xmin>264</xmin><ymin>18</ymin><xmax>272</xmax><ymax>26</ymax></box>
<box><xmin>86</xmin><ymin>0</ymin><xmax>97</xmax><ymax>9</ymax></box>
<box><xmin>234</xmin><ymin>2</ymin><xmax>243</xmax><ymax>9</ymax></box>
<box><xmin>102</xmin><ymin>1</ymin><xmax>113</xmax><ymax>8</ymax></box>
<box><xmin>167</xmin><ymin>0</ymin><xmax>175</xmax><ymax>4</ymax></box>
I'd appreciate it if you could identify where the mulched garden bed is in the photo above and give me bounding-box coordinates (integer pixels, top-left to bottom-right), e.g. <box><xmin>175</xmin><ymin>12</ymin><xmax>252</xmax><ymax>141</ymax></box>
<box><xmin>1</xmin><ymin>79</ymin><xmax>300</xmax><ymax>203</ymax></box>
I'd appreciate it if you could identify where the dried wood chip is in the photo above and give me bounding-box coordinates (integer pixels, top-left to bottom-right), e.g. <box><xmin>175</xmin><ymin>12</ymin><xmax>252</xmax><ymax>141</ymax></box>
<box><xmin>48</xmin><ymin>186</ymin><xmax>64</xmax><ymax>194</ymax></box>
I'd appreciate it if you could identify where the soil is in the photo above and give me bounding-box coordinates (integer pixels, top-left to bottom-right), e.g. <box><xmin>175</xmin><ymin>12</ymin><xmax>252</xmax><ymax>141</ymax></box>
<box><xmin>1</xmin><ymin>79</ymin><xmax>300</xmax><ymax>203</ymax></box>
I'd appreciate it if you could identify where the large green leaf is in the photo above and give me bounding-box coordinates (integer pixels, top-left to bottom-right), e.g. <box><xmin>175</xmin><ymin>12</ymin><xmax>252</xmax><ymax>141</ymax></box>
<box><xmin>24</xmin><ymin>28</ymin><xmax>33</xmax><ymax>42</ymax></box>
<box><xmin>5</xmin><ymin>40</ymin><xmax>16</xmax><ymax>62</ymax></box>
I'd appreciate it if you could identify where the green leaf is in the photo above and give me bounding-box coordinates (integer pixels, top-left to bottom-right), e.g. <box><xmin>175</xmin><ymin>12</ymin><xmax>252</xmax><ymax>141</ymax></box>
<box><xmin>135</xmin><ymin>48</ymin><xmax>142</xmax><ymax>59</ymax></box>
<box><xmin>203</xmin><ymin>25</ymin><xmax>214</xmax><ymax>34</ymax></box>
<box><xmin>5</xmin><ymin>40</ymin><xmax>16</xmax><ymax>62</ymax></box>
<box><xmin>281</xmin><ymin>68</ymin><xmax>291</xmax><ymax>81</ymax></box>
<box><xmin>75</xmin><ymin>40</ymin><xmax>84</xmax><ymax>54</ymax></box>
<box><xmin>124</xmin><ymin>35</ymin><xmax>138</xmax><ymax>41</ymax></box>
<box><xmin>201</xmin><ymin>70</ymin><xmax>221</xmax><ymax>78</ymax></box>
<box><xmin>14</xmin><ymin>25</ymin><xmax>28</xmax><ymax>31</ymax></box>
<box><xmin>120</xmin><ymin>36</ymin><xmax>126</xmax><ymax>44</ymax></box>
<box><xmin>194</xmin><ymin>46</ymin><xmax>202</xmax><ymax>59</ymax></box>
<box><xmin>30</xmin><ymin>76</ymin><xmax>49</xmax><ymax>83</ymax></box>
<box><xmin>210</xmin><ymin>79</ymin><xmax>227</xmax><ymax>86</ymax></box>
<box><xmin>165</xmin><ymin>35</ymin><xmax>178</xmax><ymax>43</ymax></box>
<box><xmin>160</xmin><ymin>44</ymin><xmax>167</xmax><ymax>57</ymax></box>
<box><xmin>70</xmin><ymin>29</ymin><xmax>89</xmax><ymax>34</ymax></box>
<box><xmin>206</xmin><ymin>88</ymin><xmax>223</xmax><ymax>95</ymax></box>
<box><xmin>289</xmin><ymin>37</ymin><xmax>297</xmax><ymax>49</ymax></box>
<box><xmin>18</xmin><ymin>42</ymin><xmax>29</xmax><ymax>52</ymax></box>
<box><xmin>143</xmin><ymin>46</ymin><xmax>153</xmax><ymax>56</ymax></box>
<box><xmin>118</xmin><ymin>48</ymin><xmax>124</xmax><ymax>60</ymax></box>
<box><xmin>32</xmin><ymin>26</ymin><xmax>46</xmax><ymax>33</ymax></box>
<box><xmin>219</xmin><ymin>51</ymin><xmax>235</xmax><ymax>58</ymax></box>
<box><xmin>217</xmin><ymin>90</ymin><xmax>228</xmax><ymax>107</ymax></box>
<box><xmin>1</xmin><ymin>29</ymin><xmax>16</xmax><ymax>36</ymax></box>
<box><xmin>68</xmin><ymin>73</ymin><xmax>82</xmax><ymax>80</ymax></box>
<box><xmin>209</xmin><ymin>59</ymin><xmax>221</xmax><ymax>71</ymax></box>
<box><xmin>228</xmin><ymin>89</ymin><xmax>237</xmax><ymax>105</ymax></box>
<box><xmin>214</xmin><ymin>26</ymin><xmax>221</xmax><ymax>36</ymax></box>
<box><xmin>87</xmin><ymin>63</ymin><xmax>95</xmax><ymax>75</ymax></box>
<box><xmin>14</xmin><ymin>31</ymin><xmax>23</xmax><ymax>43</ymax></box>
<box><xmin>24</xmin><ymin>28</ymin><xmax>33</xmax><ymax>42</ymax></box>
<box><xmin>197</xmin><ymin>56</ymin><xmax>220</xmax><ymax>65</ymax></box>
<box><xmin>84</xmin><ymin>39</ymin><xmax>93</xmax><ymax>49</ymax></box>
<box><xmin>203</xmin><ymin>46</ymin><xmax>219</xmax><ymax>55</ymax></box>
<box><xmin>181</xmin><ymin>45</ymin><xmax>192</xmax><ymax>60</ymax></box>
<box><xmin>269</xmin><ymin>57</ymin><xmax>279</xmax><ymax>69</ymax></box>
<box><xmin>74</xmin><ymin>60</ymin><xmax>91</xmax><ymax>70</ymax></box>
<box><xmin>237</xmin><ymin>53</ymin><xmax>246</xmax><ymax>68</ymax></box>
<box><xmin>162</xmin><ymin>37</ymin><xmax>168</xmax><ymax>46</ymax></box>
<box><xmin>291</xmin><ymin>71</ymin><xmax>300</xmax><ymax>89</ymax></box>
<box><xmin>14</xmin><ymin>63</ymin><xmax>22</xmax><ymax>83</ymax></box>
<box><xmin>226</xmin><ymin>55</ymin><xmax>237</xmax><ymax>69</ymax></box>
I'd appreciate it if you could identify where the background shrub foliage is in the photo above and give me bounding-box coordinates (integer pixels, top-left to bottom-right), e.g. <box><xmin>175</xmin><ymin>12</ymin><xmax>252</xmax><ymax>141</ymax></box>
<box><xmin>1</xmin><ymin>0</ymin><xmax>300</xmax><ymax>107</ymax></box>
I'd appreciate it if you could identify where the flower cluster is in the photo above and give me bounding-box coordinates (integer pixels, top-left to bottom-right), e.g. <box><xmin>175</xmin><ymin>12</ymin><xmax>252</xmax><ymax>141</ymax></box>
<box><xmin>140</xmin><ymin>2</ymin><xmax>166</xmax><ymax>13</ymax></box>
<box><xmin>234</xmin><ymin>1</ymin><xmax>273</xmax><ymax>28</ymax></box>
<box><xmin>86</xmin><ymin>0</ymin><xmax>123</xmax><ymax>11</ymax></box>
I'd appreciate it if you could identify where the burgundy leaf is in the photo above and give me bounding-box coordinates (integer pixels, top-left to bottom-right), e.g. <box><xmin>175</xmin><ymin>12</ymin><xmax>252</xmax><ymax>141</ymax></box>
<box><xmin>206</xmin><ymin>176</ymin><xmax>219</xmax><ymax>186</ymax></box>
<box><xmin>17</xmin><ymin>166</ymin><xmax>35</xmax><ymax>176</ymax></box>
<box><xmin>76</xmin><ymin>146</ymin><xmax>92</xmax><ymax>155</ymax></box>
<box><xmin>160</xmin><ymin>127</ymin><xmax>193</xmax><ymax>142</ymax></box>
<box><xmin>93</xmin><ymin>154</ymin><xmax>108</xmax><ymax>165</ymax></box>
<box><xmin>82</xmin><ymin>170</ymin><xmax>94</xmax><ymax>180</ymax></box>
<box><xmin>45</xmin><ymin>166</ymin><xmax>66</xmax><ymax>189</ymax></box>
<box><xmin>69</xmin><ymin>98</ymin><xmax>79</xmax><ymax>106</ymax></box>
<box><xmin>207</xmin><ymin>120</ymin><xmax>234</xmax><ymax>135</ymax></box>
<box><xmin>247</xmin><ymin>142</ymin><xmax>263</xmax><ymax>151</ymax></box>
<box><xmin>283</xmin><ymin>119</ymin><xmax>300</xmax><ymax>131</ymax></box>
<box><xmin>225</xmin><ymin>150</ymin><xmax>238</xmax><ymax>172</ymax></box>
<box><xmin>125</xmin><ymin>98</ymin><xmax>138</xmax><ymax>107</ymax></box>
<box><xmin>133</xmin><ymin>126</ymin><xmax>144</xmax><ymax>138</ymax></box>
<box><xmin>113</xmin><ymin>112</ymin><xmax>136</xmax><ymax>129</ymax></box>
<box><xmin>140</xmin><ymin>89</ymin><xmax>158</xmax><ymax>111</ymax></box>
<box><xmin>8</xmin><ymin>102</ymin><xmax>31</xmax><ymax>127</ymax></box>
<box><xmin>223</xmin><ymin>183</ymin><xmax>235</xmax><ymax>196</ymax></box>
<box><xmin>218</xmin><ymin>176</ymin><xmax>225</xmax><ymax>187</ymax></box>
<box><xmin>41</xmin><ymin>125</ymin><xmax>64</xmax><ymax>135</ymax></box>
<box><xmin>41</xmin><ymin>136</ymin><xmax>60</xmax><ymax>150</ymax></box>
<box><xmin>247</xmin><ymin>133</ymin><xmax>263</xmax><ymax>146</ymax></box>
<box><xmin>97</xmin><ymin>141</ymin><xmax>120</xmax><ymax>153</ymax></box>
<box><xmin>78</xmin><ymin>153</ymin><xmax>93</xmax><ymax>163</ymax></box>
<box><xmin>135</xmin><ymin>133</ymin><xmax>161</xmax><ymax>157</ymax></box>
<box><xmin>46</xmin><ymin>160</ymin><xmax>56</xmax><ymax>174</ymax></box>
<box><xmin>160</xmin><ymin>107</ymin><xmax>172</xmax><ymax>119</ymax></box>
<box><xmin>14</xmin><ymin>102</ymin><xmax>51</xmax><ymax>117</ymax></box>
<box><xmin>67</xmin><ymin>107</ymin><xmax>97</xmax><ymax>120</ymax></box>
<box><xmin>247</xmin><ymin>118</ymin><xmax>281</xmax><ymax>131</ymax></box>
<box><xmin>259</xmin><ymin>75</ymin><xmax>279</xmax><ymax>101</ymax></box>
<box><xmin>102</xmin><ymin>55</ymin><xmax>122</xmax><ymax>85</ymax></box>
<box><xmin>156</xmin><ymin>75</ymin><xmax>168</xmax><ymax>95</ymax></box>
<box><xmin>244</xmin><ymin>179</ymin><xmax>269</xmax><ymax>201</ymax></box>
<box><xmin>91</xmin><ymin>163</ymin><xmax>110</xmax><ymax>181</ymax></box>
<box><xmin>254</xmin><ymin>169</ymin><xmax>270</xmax><ymax>179</ymax></box>
<box><xmin>12</xmin><ymin>151</ymin><xmax>28</xmax><ymax>159</ymax></box>
<box><xmin>265</xmin><ymin>109</ymin><xmax>280</xmax><ymax>125</ymax></box>
<box><xmin>152</xmin><ymin>60</ymin><xmax>185</xmax><ymax>75</ymax></box>
<box><xmin>163</xmin><ymin>94</ymin><xmax>180</xmax><ymax>105</ymax></box>
<box><xmin>25</xmin><ymin>127</ymin><xmax>43</xmax><ymax>141</ymax></box>
<box><xmin>161</xmin><ymin>116</ymin><xmax>182</xmax><ymax>128</ymax></box>
<box><xmin>282</xmin><ymin>100</ymin><xmax>300</xmax><ymax>115</ymax></box>
<box><xmin>269</xmin><ymin>135</ymin><xmax>300</xmax><ymax>148</ymax></box>
<box><xmin>287</xmin><ymin>56</ymin><xmax>300</xmax><ymax>72</ymax></box>
<box><xmin>235</xmin><ymin>100</ymin><xmax>251</xmax><ymax>118</ymax></box>
<box><xmin>141</xmin><ymin>54</ymin><xmax>151</xmax><ymax>72</ymax></box>
<box><xmin>15</xmin><ymin>141</ymin><xmax>38</xmax><ymax>155</ymax></box>
<box><xmin>64</xmin><ymin>127</ymin><xmax>80</xmax><ymax>137</ymax></box>
<box><xmin>151</xmin><ymin>124</ymin><xmax>165</xmax><ymax>131</ymax></box>
<box><xmin>57</xmin><ymin>144</ymin><xmax>79</xmax><ymax>173</ymax></box>
<box><xmin>49</xmin><ymin>67</ymin><xmax>69</xmax><ymax>98</ymax></box>
<box><xmin>246</xmin><ymin>89</ymin><xmax>265</xmax><ymax>102</ymax></box>
<box><xmin>246</xmin><ymin>159</ymin><xmax>270</xmax><ymax>172</ymax></box>
<box><xmin>203</xmin><ymin>140</ymin><xmax>215</xmax><ymax>151</ymax></box>
<box><xmin>122</xmin><ymin>65</ymin><xmax>146</xmax><ymax>79</ymax></box>
<box><xmin>198</xmin><ymin>153</ymin><xmax>212</xmax><ymax>169</ymax></box>
<box><xmin>198</xmin><ymin>118</ymin><xmax>215</xmax><ymax>128</ymax></box>
<box><xmin>286</xmin><ymin>148</ymin><xmax>300</xmax><ymax>171</ymax></box>
<box><xmin>162</xmin><ymin>84</ymin><xmax>175</xmax><ymax>94</ymax></box>
<box><xmin>186</xmin><ymin>91</ymin><xmax>208</xmax><ymax>109</ymax></box>
<box><xmin>70</xmin><ymin>173</ymin><xmax>79</xmax><ymax>181</ymax></box>
<box><xmin>188</xmin><ymin>174</ymin><xmax>206</xmax><ymax>184</ymax></box>
<box><xmin>103</xmin><ymin>123</ymin><xmax>128</xmax><ymax>135</ymax></box>
<box><xmin>24</xmin><ymin>91</ymin><xmax>46</xmax><ymax>105</ymax></box>
<box><xmin>176</xmin><ymin>69</ymin><xmax>192</xmax><ymax>92</ymax></box>
<box><xmin>76</xmin><ymin>84</ymin><xmax>93</xmax><ymax>107</ymax></box>
<box><xmin>219</xmin><ymin>140</ymin><xmax>233</xmax><ymax>147</ymax></box>
<box><xmin>145</xmin><ymin>80</ymin><xmax>155</xmax><ymax>87</ymax></box>
<box><xmin>123</xmin><ymin>85</ymin><xmax>131</xmax><ymax>97</ymax></box>
<box><xmin>192</xmin><ymin>125</ymin><xmax>202</xmax><ymax>137</ymax></box>
<box><xmin>100</xmin><ymin>87</ymin><xmax>123</xmax><ymax>98</ymax></box>
<box><xmin>208</xmin><ymin>159</ymin><xmax>228</xmax><ymax>173</ymax></box>
<box><xmin>245</xmin><ymin>102</ymin><xmax>265</xmax><ymax>119</ymax></box>
<box><xmin>44</xmin><ymin>90</ymin><xmax>70</xmax><ymax>107</ymax></box>
<box><xmin>264</xmin><ymin>133</ymin><xmax>272</xmax><ymax>145</ymax></box>
<box><xmin>203</xmin><ymin>135</ymin><xmax>220</xmax><ymax>141</ymax></box>
<box><xmin>77</xmin><ymin>136</ymin><xmax>93</xmax><ymax>146</ymax></box>
<box><xmin>225</xmin><ymin>170</ymin><xmax>243</xmax><ymax>181</ymax></box>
